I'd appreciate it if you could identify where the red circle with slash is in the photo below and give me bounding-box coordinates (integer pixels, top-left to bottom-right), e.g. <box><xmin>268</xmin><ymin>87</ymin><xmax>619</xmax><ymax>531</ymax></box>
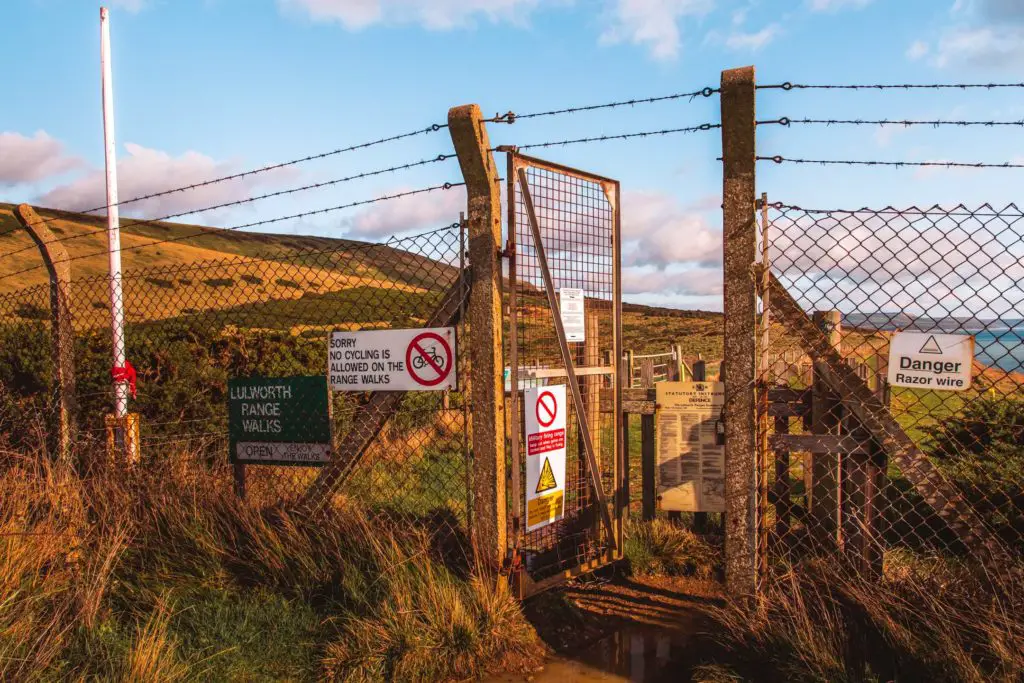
<box><xmin>536</xmin><ymin>390</ymin><xmax>558</xmax><ymax>428</ymax></box>
<box><xmin>406</xmin><ymin>332</ymin><xmax>453</xmax><ymax>387</ymax></box>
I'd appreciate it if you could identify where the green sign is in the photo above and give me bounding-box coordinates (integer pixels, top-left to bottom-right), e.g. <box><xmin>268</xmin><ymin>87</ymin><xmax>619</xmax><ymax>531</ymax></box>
<box><xmin>228</xmin><ymin>376</ymin><xmax>332</xmax><ymax>466</ymax></box>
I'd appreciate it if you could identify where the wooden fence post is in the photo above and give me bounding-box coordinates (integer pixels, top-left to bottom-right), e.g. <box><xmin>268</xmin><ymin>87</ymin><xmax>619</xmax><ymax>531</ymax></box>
<box><xmin>449</xmin><ymin>105</ymin><xmax>506</xmax><ymax>571</ymax></box>
<box><xmin>641</xmin><ymin>411</ymin><xmax>656</xmax><ymax>521</ymax></box>
<box><xmin>810</xmin><ymin>310</ymin><xmax>843</xmax><ymax>547</ymax></box>
<box><xmin>720</xmin><ymin>65</ymin><xmax>758</xmax><ymax>597</ymax></box>
<box><xmin>13</xmin><ymin>205</ymin><xmax>77</xmax><ymax>464</ymax></box>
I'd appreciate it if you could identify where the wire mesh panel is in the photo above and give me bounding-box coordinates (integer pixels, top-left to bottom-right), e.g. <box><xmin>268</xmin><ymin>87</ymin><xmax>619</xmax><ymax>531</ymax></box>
<box><xmin>507</xmin><ymin>152</ymin><xmax>623</xmax><ymax>593</ymax></box>
<box><xmin>759</xmin><ymin>202</ymin><xmax>1024</xmax><ymax>577</ymax></box>
<box><xmin>0</xmin><ymin>224</ymin><xmax>472</xmax><ymax>561</ymax></box>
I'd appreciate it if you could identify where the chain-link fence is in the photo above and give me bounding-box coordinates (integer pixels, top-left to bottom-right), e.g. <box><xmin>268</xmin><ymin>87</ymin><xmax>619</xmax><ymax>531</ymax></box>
<box><xmin>760</xmin><ymin>202</ymin><xmax>1024</xmax><ymax>576</ymax></box>
<box><xmin>0</xmin><ymin>223</ymin><xmax>472</xmax><ymax>557</ymax></box>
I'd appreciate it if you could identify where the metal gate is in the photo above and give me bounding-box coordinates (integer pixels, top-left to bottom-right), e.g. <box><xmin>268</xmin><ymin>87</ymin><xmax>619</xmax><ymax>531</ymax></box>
<box><xmin>504</xmin><ymin>151</ymin><xmax>624</xmax><ymax>598</ymax></box>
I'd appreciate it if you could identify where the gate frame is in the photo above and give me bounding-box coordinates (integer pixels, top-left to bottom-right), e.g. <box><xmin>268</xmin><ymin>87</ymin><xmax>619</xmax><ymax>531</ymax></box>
<box><xmin>505</xmin><ymin>150</ymin><xmax>625</xmax><ymax>599</ymax></box>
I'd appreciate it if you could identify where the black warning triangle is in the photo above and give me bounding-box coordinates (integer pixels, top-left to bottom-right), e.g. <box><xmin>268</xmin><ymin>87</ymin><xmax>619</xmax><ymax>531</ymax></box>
<box><xmin>919</xmin><ymin>335</ymin><xmax>943</xmax><ymax>355</ymax></box>
<box><xmin>536</xmin><ymin>457</ymin><xmax>558</xmax><ymax>494</ymax></box>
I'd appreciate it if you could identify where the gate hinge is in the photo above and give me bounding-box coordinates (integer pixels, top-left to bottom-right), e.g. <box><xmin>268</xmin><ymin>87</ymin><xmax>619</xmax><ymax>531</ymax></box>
<box><xmin>500</xmin><ymin>239</ymin><xmax>516</xmax><ymax>258</ymax></box>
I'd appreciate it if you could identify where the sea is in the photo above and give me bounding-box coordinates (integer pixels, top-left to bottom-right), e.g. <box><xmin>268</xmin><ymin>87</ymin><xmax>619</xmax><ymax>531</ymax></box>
<box><xmin>844</xmin><ymin>313</ymin><xmax>1024</xmax><ymax>374</ymax></box>
<box><xmin>975</xmin><ymin>327</ymin><xmax>1024</xmax><ymax>374</ymax></box>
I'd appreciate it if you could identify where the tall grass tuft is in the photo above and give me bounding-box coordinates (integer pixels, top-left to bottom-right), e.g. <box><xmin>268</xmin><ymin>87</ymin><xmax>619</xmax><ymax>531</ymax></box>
<box><xmin>0</xmin><ymin>444</ymin><xmax>541</xmax><ymax>681</ymax></box>
<box><xmin>624</xmin><ymin>518</ymin><xmax>721</xmax><ymax>578</ymax></box>
<box><xmin>707</xmin><ymin>555</ymin><xmax>1024</xmax><ymax>682</ymax></box>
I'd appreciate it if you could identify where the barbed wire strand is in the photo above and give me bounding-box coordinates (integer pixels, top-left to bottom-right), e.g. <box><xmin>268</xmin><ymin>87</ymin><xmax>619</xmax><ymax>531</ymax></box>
<box><xmin>758</xmin><ymin>82</ymin><xmax>1024</xmax><ymax>91</ymax></box>
<box><xmin>0</xmin><ymin>154</ymin><xmax>456</xmax><ymax>261</ymax></box>
<box><xmin>759</xmin><ymin>116</ymin><xmax>1024</xmax><ymax>128</ymax></box>
<box><xmin>0</xmin><ymin>183</ymin><xmax>463</xmax><ymax>283</ymax></box>
<box><xmin>757</xmin><ymin>156</ymin><xmax>1024</xmax><ymax>169</ymax></box>
<box><xmin>485</xmin><ymin>86</ymin><xmax>718</xmax><ymax>124</ymax></box>
<box><xmin>768</xmin><ymin>201</ymin><xmax>1024</xmax><ymax>217</ymax></box>
<box><xmin>2</xmin><ymin>123</ymin><xmax>448</xmax><ymax>236</ymax></box>
<box><xmin>501</xmin><ymin>122</ymin><xmax>721</xmax><ymax>151</ymax></box>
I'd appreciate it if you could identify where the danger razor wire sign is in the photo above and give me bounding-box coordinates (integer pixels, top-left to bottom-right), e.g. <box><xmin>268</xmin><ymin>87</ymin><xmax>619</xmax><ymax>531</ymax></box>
<box><xmin>525</xmin><ymin>385</ymin><xmax>567</xmax><ymax>532</ymax></box>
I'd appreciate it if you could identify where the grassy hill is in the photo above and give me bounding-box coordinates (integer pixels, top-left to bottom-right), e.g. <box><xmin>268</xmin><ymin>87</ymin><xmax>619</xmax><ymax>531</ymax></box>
<box><xmin>0</xmin><ymin>203</ymin><xmax>463</xmax><ymax>328</ymax></box>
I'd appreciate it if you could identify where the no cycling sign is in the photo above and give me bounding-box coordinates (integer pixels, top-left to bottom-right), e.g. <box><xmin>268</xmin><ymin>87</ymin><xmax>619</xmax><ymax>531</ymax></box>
<box><xmin>329</xmin><ymin>327</ymin><xmax>457</xmax><ymax>392</ymax></box>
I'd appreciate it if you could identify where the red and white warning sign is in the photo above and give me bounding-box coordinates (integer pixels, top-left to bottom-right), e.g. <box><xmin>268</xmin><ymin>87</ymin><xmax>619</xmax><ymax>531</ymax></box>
<box><xmin>524</xmin><ymin>385</ymin><xmax>567</xmax><ymax>532</ymax></box>
<box><xmin>329</xmin><ymin>327</ymin><xmax>456</xmax><ymax>392</ymax></box>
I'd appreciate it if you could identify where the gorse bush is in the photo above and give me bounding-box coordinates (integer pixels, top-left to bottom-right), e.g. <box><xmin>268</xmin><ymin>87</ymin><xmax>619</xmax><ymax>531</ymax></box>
<box><xmin>0</xmin><ymin>446</ymin><xmax>541</xmax><ymax>681</ymax></box>
<box><xmin>925</xmin><ymin>396</ymin><xmax>1024</xmax><ymax>541</ymax></box>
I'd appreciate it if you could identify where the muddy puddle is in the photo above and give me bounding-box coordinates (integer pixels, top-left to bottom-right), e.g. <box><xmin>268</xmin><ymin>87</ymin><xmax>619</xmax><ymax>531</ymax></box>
<box><xmin>492</xmin><ymin>622</ymin><xmax>704</xmax><ymax>682</ymax></box>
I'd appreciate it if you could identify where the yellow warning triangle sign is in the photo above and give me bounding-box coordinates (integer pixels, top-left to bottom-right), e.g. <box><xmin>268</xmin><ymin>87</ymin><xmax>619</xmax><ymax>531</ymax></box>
<box><xmin>536</xmin><ymin>457</ymin><xmax>558</xmax><ymax>494</ymax></box>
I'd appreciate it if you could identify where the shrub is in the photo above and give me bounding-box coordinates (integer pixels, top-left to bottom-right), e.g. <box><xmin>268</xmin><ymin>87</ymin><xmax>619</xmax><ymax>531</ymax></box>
<box><xmin>202</xmin><ymin>278</ymin><xmax>235</xmax><ymax>288</ymax></box>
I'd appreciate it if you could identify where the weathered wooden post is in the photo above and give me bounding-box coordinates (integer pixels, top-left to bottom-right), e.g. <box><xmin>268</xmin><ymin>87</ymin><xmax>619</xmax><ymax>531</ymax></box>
<box><xmin>720</xmin><ymin>65</ymin><xmax>758</xmax><ymax>596</ymax></box>
<box><xmin>810</xmin><ymin>310</ymin><xmax>843</xmax><ymax>547</ymax></box>
<box><xmin>449</xmin><ymin>105</ymin><xmax>507</xmax><ymax>571</ymax></box>
<box><xmin>13</xmin><ymin>205</ymin><xmax>77</xmax><ymax>463</ymax></box>
<box><xmin>641</xmin><ymin>409</ymin><xmax>656</xmax><ymax>521</ymax></box>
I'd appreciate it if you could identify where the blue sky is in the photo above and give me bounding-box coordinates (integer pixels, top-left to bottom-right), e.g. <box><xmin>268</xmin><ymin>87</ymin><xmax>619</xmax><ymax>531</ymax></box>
<box><xmin>1</xmin><ymin>0</ymin><xmax>1022</xmax><ymax>310</ymax></box>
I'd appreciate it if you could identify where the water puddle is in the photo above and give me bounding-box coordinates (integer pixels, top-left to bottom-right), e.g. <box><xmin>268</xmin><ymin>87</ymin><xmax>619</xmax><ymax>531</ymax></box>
<box><xmin>492</xmin><ymin>623</ymin><xmax>702</xmax><ymax>682</ymax></box>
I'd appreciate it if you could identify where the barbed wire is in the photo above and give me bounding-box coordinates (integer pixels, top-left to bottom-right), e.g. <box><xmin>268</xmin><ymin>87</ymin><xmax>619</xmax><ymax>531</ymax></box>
<box><xmin>760</xmin><ymin>116</ymin><xmax>1024</xmax><ymax>128</ymax></box>
<box><xmin>3</xmin><ymin>122</ymin><xmax>448</xmax><ymax>237</ymax></box>
<box><xmin>757</xmin><ymin>156</ymin><xmax>1024</xmax><ymax>170</ymax></box>
<box><xmin>486</xmin><ymin>86</ymin><xmax>718</xmax><ymax>124</ymax></box>
<box><xmin>0</xmin><ymin>154</ymin><xmax>456</xmax><ymax>261</ymax></box>
<box><xmin>758</xmin><ymin>82</ymin><xmax>1024</xmax><ymax>91</ymax></box>
<box><xmin>0</xmin><ymin>183</ymin><xmax>463</xmax><ymax>283</ymax></box>
<box><xmin>0</xmin><ymin>220</ymin><xmax>462</xmax><ymax>300</ymax></box>
<box><xmin>768</xmin><ymin>201</ymin><xmax>1024</xmax><ymax>217</ymax></box>
<box><xmin>503</xmin><ymin>122</ymin><xmax>721</xmax><ymax>151</ymax></box>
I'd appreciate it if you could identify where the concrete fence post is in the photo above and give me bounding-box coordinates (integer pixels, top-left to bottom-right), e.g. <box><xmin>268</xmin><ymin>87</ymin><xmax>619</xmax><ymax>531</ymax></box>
<box><xmin>448</xmin><ymin>105</ymin><xmax>507</xmax><ymax>571</ymax></box>
<box><xmin>720</xmin><ymin>66</ymin><xmax>759</xmax><ymax>597</ymax></box>
<box><xmin>13</xmin><ymin>204</ymin><xmax>77</xmax><ymax>463</ymax></box>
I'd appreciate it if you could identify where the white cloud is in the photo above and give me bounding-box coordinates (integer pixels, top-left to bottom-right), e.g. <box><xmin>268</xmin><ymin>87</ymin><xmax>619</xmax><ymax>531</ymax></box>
<box><xmin>906</xmin><ymin>39</ymin><xmax>929</xmax><ymax>60</ymax></box>
<box><xmin>932</xmin><ymin>25</ymin><xmax>1024</xmax><ymax>68</ymax></box>
<box><xmin>278</xmin><ymin>0</ymin><xmax>559</xmax><ymax>30</ymax></box>
<box><xmin>40</xmin><ymin>143</ymin><xmax>295</xmax><ymax>220</ymax></box>
<box><xmin>724</xmin><ymin>23</ymin><xmax>780</xmax><ymax>50</ymax></box>
<box><xmin>341</xmin><ymin>184</ymin><xmax>466</xmax><ymax>238</ymax></box>
<box><xmin>0</xmin><ymin>131</ymin><xmax>82</xmax><ymax>186</ymax></box>
<box><xmin>623</xmin><ymin>266</ymin><xmax>722</xmax><ymax>295</ymax></box>
<box><xmin>807</xmin><ymin>0</ymin><xmax>873</xmax><ymax>11</ymax></box>
<box><xmin>912</xmin><ymin>0</ymin><xmax>1024</xmax><ymax>69</ymax></box>
<box><xmin>599</xmin><ymin>0</ymin><xmax>714</xmax><ymax>61</ymax></box>
<box><xmin>622</xmin><ymin>190</ymin><xmax>721</xmax><ymax>269</ymax></box>
<box><xmin>0</xmin><ymin>131</ymin><xmax>81</xmax><ymax>187</ymax></box>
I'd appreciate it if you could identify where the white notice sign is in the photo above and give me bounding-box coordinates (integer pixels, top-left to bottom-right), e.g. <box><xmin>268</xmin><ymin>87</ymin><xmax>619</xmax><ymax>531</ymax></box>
<box><xmin>887</xmin><ymin>332</ymin><xmax>974</xmax><ymax>391</ymax></box>
<box><xmin>329</xmin><ymin>327</ymin><xmax>456</xmax><ymax>391</ymax></box>
<box><xmin>655</xmin><ymin>381</ymin><xmax>725</xmax><ymax>513</ymax></box>
<box><xmin>524</xmin><ymin>385</ymin><xmax>567</xmax><ymax>532</ymax></box>
<box><xmin>559</xmin><ymin>288</ymin><xmax>585</xmax><ymax>343</ymax></box>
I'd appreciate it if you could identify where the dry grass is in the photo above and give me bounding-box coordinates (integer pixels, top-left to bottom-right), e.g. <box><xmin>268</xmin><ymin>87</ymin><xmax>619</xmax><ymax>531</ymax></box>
<box><xmin>624</xmin><ymin>519</ymin><xmax>721</xmax><ymax>579</ymax></box>
<box><xmin>706</xmin><ymin>555</ymin><xmax>1024</xmax><ymax>682</ymax></box>
<box><xmin>0</xmin><ymin>444</ymin><xmax>541</xmax><ymax>681</ymax></box>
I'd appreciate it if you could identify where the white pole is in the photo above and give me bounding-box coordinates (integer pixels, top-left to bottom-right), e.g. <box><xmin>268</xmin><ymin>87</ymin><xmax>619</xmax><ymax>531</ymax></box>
<box><xmin>101</xmin><ymin>7</ymin><xmax>128</xmax><ymax>420</ymax></box>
